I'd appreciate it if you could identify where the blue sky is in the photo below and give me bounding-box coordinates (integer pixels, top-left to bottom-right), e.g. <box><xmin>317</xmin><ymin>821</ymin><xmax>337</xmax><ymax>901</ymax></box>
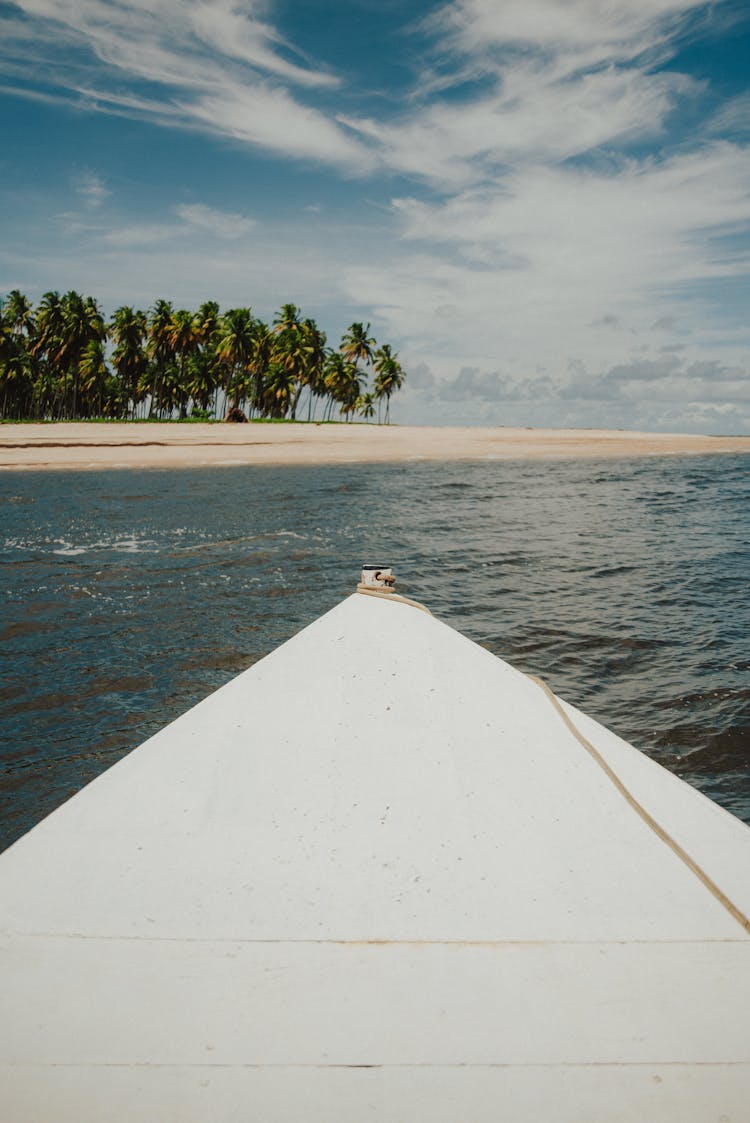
<box><xmin>1</xmin><ymin>0</ymin><xmax>750</xmax><ymax>432</ymax></box>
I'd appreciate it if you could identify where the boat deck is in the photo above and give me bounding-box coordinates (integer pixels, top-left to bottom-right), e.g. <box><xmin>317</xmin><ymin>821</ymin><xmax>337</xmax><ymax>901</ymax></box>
<box><xmin>1</xmin><ymin>593</ymin><xmax>749</xmax><ymax>1120</ymax></box>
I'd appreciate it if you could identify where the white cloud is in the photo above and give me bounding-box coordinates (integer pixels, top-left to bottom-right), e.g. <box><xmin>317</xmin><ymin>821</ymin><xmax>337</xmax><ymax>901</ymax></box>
<box><xmin>430</xmin><ymin>0</ymin><xmax>711</xmax><ymax>71</ymax></box>
<box><xmin>393</xmin><ymin>351</ymin><xmax>750</xmax><ymax>432</ymax></box>
<box><xmin>344</xmin><ymin>62</ymin><xmax>695</xmax><ymax>188</ymax></box>
<box><xmin>14</xmin><ymin>0</ymin><xmax>338</xmax><ymax>88</ymax></box>
<box><xmin>72</xmin><ymin>170</ymin><xmax>110</xmax><ymax>208</ymax></box>
<box><xmin>187</xmin><ymin>86</ymin><xmax>374</xmax><ymax>169</ymax></box>
<box><xmin>606</xmin><ymin>356</ymin><xmax>686</xmax><ymax>382</ymax></box>
<box><xmin>389</xmin><ymin>142</ymin><xmax>750</xmax><ymax>291</ymax></box>
<box><xmin>336</xmin><ymin>131</ymin><xmax>750</xmax><ymax>430</ymax></box>
<box><xmin>185</xmin><ymin>1</ymin><xmax>339</xmax><ymax>88</ymax></box>
<box><xmin>335</xmin><ymin>0</ymin><xmax>711</xmax><ymax>193</ymax></box>
<box><xmin>174</xmin><ymin>203</ymin><xmax>255</xmax><ymax>239</ymax></box>
<box><xmin>5</xmin><ymin>0</ymin><xmax>709</xmax><ymax>185</ymax></box>
<box><xmin>707</xmin><ymin>92</ymin><xmax>750</xmax><ymax>137</ymax></box>
<box><xmin>99</xmin><ymin>202</ymin><xmax>256</xmax><ymax>246</ymax></box>
<box><xmin>0</xmin><ymin>0</ymin><xmax>726</xmax><ymax>186</ymax></box>
<box><xmin>101</xmin><ymin>223</ymin><xmax>174</xmax><ymax>248</ymax></box>
<box><xmin>338</xmin><ymin>141</ymin><xmax>750</xmax><ymax>378</ymax></box>
<box><xmin>3</xmin><ymin>0</ymin><xmax>750</xmax><ymax>432</ymax></box>
<box><xmin>4</xmin><ymin>0</ymin><xmax>369</xmax><ymax>171</ymax></box>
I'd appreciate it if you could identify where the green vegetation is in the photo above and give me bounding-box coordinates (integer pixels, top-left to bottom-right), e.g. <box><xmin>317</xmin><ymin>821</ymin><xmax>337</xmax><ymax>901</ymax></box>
<box><xmin>0</xmin><ymin>291</ymin><xmax>406</xmax><ymax>423</ymax></box>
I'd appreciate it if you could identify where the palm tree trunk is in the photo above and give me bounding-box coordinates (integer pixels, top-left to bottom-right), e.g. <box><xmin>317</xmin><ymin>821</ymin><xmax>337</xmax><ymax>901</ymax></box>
<box><xmin>149</xmin><ymin>373</ymin><xmax>159</xmax><ymax>418</ymax></box>
<box><xmin>290</xmin><ymin>383</ymin><xmax>303</xmax><ymax>421</ymax></box>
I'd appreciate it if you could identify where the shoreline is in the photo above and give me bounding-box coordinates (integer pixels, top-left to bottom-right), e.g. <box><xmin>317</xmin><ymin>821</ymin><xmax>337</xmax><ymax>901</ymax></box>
<box><xmin>1</xmin><ymin>422</ymin><xmax>748</xmax><ymax>470</ymax></box>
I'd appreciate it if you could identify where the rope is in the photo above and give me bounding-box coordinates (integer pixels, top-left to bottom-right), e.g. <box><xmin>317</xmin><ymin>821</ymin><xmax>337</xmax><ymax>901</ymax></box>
<box><xmin>354</xmin><ymin>580</ymin><xmax>749</xmax><ymax>936</ymax></box>
<box><xmin>526</xmin><ymin>674</ymin><xmax>750</xmax><ymax>937</ymax></box>
<box><xmin>356</xmin><ymin>586</ymin><xmax>432</xmax><ymax>614</ymax></box>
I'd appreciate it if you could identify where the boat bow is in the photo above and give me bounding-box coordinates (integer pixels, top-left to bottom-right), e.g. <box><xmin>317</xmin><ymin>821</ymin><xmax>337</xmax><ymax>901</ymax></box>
<box><xmin>1</xmin><ymin>588</ymin><xmax>749</xmax><ymax>1120</ymax></box>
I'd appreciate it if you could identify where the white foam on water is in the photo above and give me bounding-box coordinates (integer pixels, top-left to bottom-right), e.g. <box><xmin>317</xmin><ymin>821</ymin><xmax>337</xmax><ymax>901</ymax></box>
<box><xmin>51</xmin><ymin>534</ymin><xmax>157</xmax><ymax>556</ymax></box>
<box><xmin>52</xmin><ymin>540</ymin><xmax>87</xmax><ymax>556</ymax></box>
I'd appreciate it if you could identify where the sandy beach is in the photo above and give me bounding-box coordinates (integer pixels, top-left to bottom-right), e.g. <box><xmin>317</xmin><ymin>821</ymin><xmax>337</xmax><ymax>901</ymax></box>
<box><xmin>0</xmin><ymin>422</ymin><xmax>748</xmax><ymax>470</ymax></box>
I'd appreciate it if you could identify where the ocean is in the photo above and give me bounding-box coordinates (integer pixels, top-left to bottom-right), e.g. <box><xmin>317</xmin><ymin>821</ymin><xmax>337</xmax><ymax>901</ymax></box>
<box><xmin>1</xmin><ymin>454</ymin><xmax>748</xmax><ymax>852</ymax></box>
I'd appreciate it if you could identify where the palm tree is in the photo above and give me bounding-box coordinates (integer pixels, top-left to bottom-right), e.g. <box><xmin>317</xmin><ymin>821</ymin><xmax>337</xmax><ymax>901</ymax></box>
<box><xmin>190</xmin><ymin>301</ymin><xmax>219</xmax><ymax>415</ymax></box>
<box><xmin>341</xmin><ymin>363</ymin><xmax>364</xmax><ymax>420</ymax></box>
<box><xmin>78</xmin><ymin>339</ymin><xmax>109</xmax><ymax>416</ymax></box>
<box><xmin>0</xmin><ymin>305</ymin><xmax>9</xmax><ymax>359</ymax></box>
<box><xmin>1</xmin><ymin>292</ymin><xmax>37</xmax><ymax>418</ymax></box>
<box><xmin>322</xmin><ymin>352</ymin><xmax>346</xmax><ymax>421</ymax></box>
<box><xmin>147</xmin><ymin>300</ymin><xmax>175</xmax><ymax>418</ymax></box>
<box><xmin>336</xmin><ymin>322</ymin><xmax>376</xmax><ymax>422</ymax></box>
<box><xmin>357</xmin><ymin>392</ymin><xmax>376</xmax><ymax>420</ymax></box>
<box><xmin>263</xmin><ymin>361</ymin><xmax>296</xmax><ymax>418</ymax></box>
<box><xmin>341</xmin><ymin>321</ymin><xmax>375</xmax><ymax>368</ymax></box>
<box><xmin>215</xmin><ymin>308</ymin><xmax>257</xmax><ymax>414</ymax></box>
<box><xmin>325</xmin><ymin>353</ymin><xmax>363</xmax><ymax>421</ymax></box>
<box><xmin>0</xmin><ymin>304</ymin><xmax>12</xmax><ymax>374</ymax></box>
<box><xmin>33</xmin><ymin>292</ymin><xmax>65</xmax><ymax>417</ymax></box>
<box><xmin>301</xmin><ymin>319</ymin><xmax>327</xmax><ymax>420</ymax></box>
<box><xmin>57</xmin><ymin>292</ymin><xmax>106</xmax><ymax>418</ymax></box>
<box><xmin>0</xmin><ymin>313</ymin><xmax>34</xmax><ymax>419</ymax></box>
<box><xmin>111</xmin><ymin>307</ymin><xmax>148</xmax><ymax>418</ymax></box>
<box><xmin>249</xmin><ymin>322</ymin><xmax>273</xmax><ymax>417</ymax></box>
<box><xmin>373</xmin><ymin>344</ymin><xmax>405</xmax><ymax>424</ymax></box>
<box><xmin>0</xmin><ymin>291</ymin><xmax>408</xmax><ymax>423</ymax></box>
<box><xmin>186</xmin><ymin>349</ymin><xmax>218</xmax><ymax>413</ymax></box>
<box><xmin>273</xmin><ymin>304</ymin><xmax>309</xmax><ymax>419</ymax></box>
<box><xmin>154</xmin><ymin>360</ymin><xmax>182</xmax><ymax>418</ymax></box>
<box><xmin>169</xmin><ymin>309</ymin><xmax>198</xmax><ymax>418</ymax></box>
<box><xmin>194</xmin><ymin>300</ymin><xmax>220</xmax><ymax>347</ymax></box>
<box><xmin>4</xmin><ymin>290</ymin><xmax>35</xmax><ymax>338</ymax></box>
<box><xmin>273</xmin><ymin>303</ymin><xmax>301</xmax><ymax>335</ymax></box>
<box><xmin>192</xmin><ymin>301</ymin><xmax>222</xmax><ymax>416</ymax></box>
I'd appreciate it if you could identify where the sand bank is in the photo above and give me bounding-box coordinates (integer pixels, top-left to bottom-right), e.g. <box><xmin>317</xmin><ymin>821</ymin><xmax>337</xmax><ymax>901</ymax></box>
<box><xmin>0</xmin><ymin>422</ymin><xmax>748</xmax><ymax>470</ymax></box>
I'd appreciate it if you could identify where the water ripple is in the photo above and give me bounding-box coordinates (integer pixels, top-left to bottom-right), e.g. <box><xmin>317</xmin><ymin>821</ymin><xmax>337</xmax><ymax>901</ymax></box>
<box><xmin>1</xmin><ymin>454</ymin><xmax>748</xmax><ymax>850</ymax></box>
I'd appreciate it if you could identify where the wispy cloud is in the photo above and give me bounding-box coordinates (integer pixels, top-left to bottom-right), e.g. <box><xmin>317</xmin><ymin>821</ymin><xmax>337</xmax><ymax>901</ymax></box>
<box><xmin>707</xmin><ymin>91</ymin><xmax>750</xmax><ymax>137</ymax></box>
<box><xmin>13</xmin><ymin>0</ymin><xmax>339</xmax><ymax>89</ymax></box>
<box><xmin>342</xmin><ymin>65</ymin><xmax>694</xmax><ymax>188</ymax></box>
<box><xmin>3</xmin><ymin>0</ymin><xmax>750</xmax><ymax>431</ymax></box>
<box><xmin>3</xmin><ymin>0</ymin><xmax>371</xmax><ymax>170</ymax></box>
<box><xmin>101</xmin><ymin>222</ymin><xmax>173</xmax><ymax>249</ymax></box>
<box><xmin>428</xmin><ymin>0</ymin><xmax>711</xmax><ymax>72</ymax></box>
<box><xmin>339</xmin><ymin>131</ymin><xmax>750</xmax><ymax>429</ymax></box>
<box><xmin>389</xmin><ymin>143</ymin><xmax>750</xmax><ymax>289</ymax></box>
<box><xmin>72</xmin><ymin>171</ymin><xmax>110</xmax><ymax>208</ymax></box>
<box><xmin>0</xmin><ymin>0</ymin><xmax>729</xmax><ymax>183</ymax></box>
<box><xmin>174</xmin><ymin>203</ymin><xmax>255</xmax><ymax>239</ymax></box>
<box><xmin>340</xmin><ymin>0</ymin><xmax>712</xmax><ymax>189</ymax></box>
<box><xmin>100</xmin><ymin>202</ymin><xmax>256</xmax><ymax>246</ymax></box>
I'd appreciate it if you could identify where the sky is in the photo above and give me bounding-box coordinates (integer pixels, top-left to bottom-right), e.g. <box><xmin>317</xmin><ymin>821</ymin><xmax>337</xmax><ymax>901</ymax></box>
<box><xmin>1</xmin><ymin>0</ymin><xmax>750</xmax><ymax>432</ymax></box>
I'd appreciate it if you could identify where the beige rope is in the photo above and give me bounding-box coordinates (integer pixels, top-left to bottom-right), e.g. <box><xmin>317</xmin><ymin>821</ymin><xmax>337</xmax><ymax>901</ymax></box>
<box><xmin>354</xmin><ymin>581</ymin><xmax>749</xmax><ymax>935</ymax></box>
<box><xmin>356</xmin><ymin>586</ymin><xmax>432</xmax><ymax>614</ymax></box>
<box><xmin>526</xmin><ymin>673</ymin><xmax>750</xmax><ymax>937</ymax></box>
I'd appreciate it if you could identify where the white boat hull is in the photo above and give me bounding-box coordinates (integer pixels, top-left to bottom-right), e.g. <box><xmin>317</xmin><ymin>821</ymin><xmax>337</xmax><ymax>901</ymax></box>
<box><xmin>1</xmin><ymin>592</ymin><xmax>749</xmax><ymax>1120</ymax></box>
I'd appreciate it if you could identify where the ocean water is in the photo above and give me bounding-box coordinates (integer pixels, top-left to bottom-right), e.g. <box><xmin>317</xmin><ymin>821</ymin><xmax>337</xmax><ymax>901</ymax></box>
<box><xmin>1</xmin><ymin>455</ymin><xmax>748</xmax><ymax>852</ymax></box>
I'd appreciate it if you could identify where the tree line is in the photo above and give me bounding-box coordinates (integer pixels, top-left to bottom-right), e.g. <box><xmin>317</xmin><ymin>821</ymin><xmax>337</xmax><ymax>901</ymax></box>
<box><xmin>0</xmin><ymin>290</ymin><xmax>406</xmax><ymax>423</ymax></box>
